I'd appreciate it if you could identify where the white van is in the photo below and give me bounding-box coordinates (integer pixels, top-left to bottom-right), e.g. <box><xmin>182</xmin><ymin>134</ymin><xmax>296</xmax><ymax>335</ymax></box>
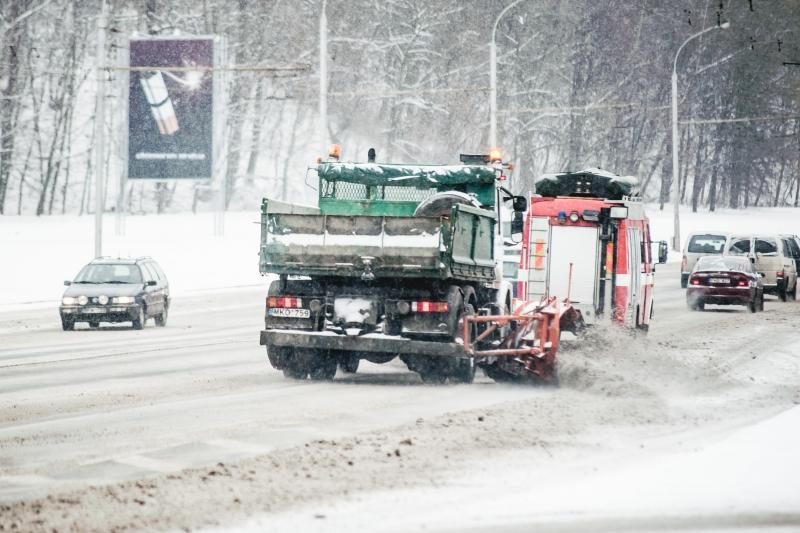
<box><xmin>725</xmin><ymin>235</ymin><xmax>798</xmax><ymax>301</ymax></box>
<box><xmin>681</xmin><ymin>232</ymin><xmax>728</xmax><ymax>288</ymax></box>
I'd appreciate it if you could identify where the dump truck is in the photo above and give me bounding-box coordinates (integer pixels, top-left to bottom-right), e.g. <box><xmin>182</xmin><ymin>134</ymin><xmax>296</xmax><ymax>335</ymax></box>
<box><xmin>258</xmin><ymin>147</ymin><xmax>551</xmax><ymax>383</ymax></box>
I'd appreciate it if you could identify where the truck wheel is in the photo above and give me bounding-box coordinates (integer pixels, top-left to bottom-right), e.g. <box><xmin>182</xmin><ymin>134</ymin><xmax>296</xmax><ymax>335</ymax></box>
<box><xmin>339</xmin><ymin>354</ymin><xmax>360</xmax><ymax>374</ymax></box>
<box><xmin>283</xmin><ymin>366</ymin><xmax>308</xmax><ymax>380</ymax></box>
<box><xmin>309</xmin><ymin>354</ymin><xmax>338</xmax><ymax>381</ymax></box>
<box><xmin>267</xmin><ymin>345</ymin><xmax>292</xmax><ymax>370</ymax></box>
<box><xmin>419</xmin><ymin>371</ymin><xmax>448</xmax><ymax>384</ymax></box>
<box><xmin>451</xmin><ymin>357</ymin><xmax>476</xmax><ymax>384</ymax></box>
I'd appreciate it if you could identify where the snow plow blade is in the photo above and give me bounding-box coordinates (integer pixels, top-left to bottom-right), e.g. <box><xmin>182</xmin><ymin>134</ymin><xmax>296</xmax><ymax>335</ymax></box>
<box><xmin>465</xmin><ymin>296</ymin><xmax>582</xmax><ymax>384</ymax></box>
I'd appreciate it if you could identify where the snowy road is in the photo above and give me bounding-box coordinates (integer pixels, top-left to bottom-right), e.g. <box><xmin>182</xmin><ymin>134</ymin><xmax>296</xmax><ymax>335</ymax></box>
<box><xmin>1</xmin><ymin>263</ymin><xmax>799</xmax><ymax>531</ymax></box>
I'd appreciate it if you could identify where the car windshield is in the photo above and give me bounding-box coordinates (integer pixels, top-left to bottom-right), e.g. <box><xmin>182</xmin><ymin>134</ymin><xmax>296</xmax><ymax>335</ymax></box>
<box><xmin>74</xmin><ymin>264</ymin><xmax>143</xmax><ymax>284</ymax></box>
<box><xmin>694</xmin><ymin>256</ymin><xmax>750</xmax><ymax>273</ymax></box>
<box><xmin>687</xmin><ymin>234</ymin><xmax>726</xmax><ymax>254</ymax></box>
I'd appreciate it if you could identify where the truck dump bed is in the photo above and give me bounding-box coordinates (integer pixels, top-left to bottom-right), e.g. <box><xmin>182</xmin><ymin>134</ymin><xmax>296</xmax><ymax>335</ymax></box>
<box><xmin>259</xmin><ymin>200</ymin><xmax>496</xmax><ymax>281</ymax></box>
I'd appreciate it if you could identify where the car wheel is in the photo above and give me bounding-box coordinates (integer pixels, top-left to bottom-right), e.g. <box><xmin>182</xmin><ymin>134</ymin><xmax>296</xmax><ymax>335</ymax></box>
<box><xmin>687</xmin><ymin>300</ymin><xmax>703</xmax><ymax>311</ymax></box>
<box><xmin>680</xmin><ymin>277</ymin><xmax>688</xmax><ymax>289</ymax></box>
<box><xmin>155</xmin><ymin>304</ymin><xmax>168</xmax><ymax>327</ymax></box>
<box><xmin>61</xmin><ymin>317</ymin><xmax>74</xmax><ymax>331</ymax></box>
<box><xmin>132</xmin><ymin>307</ymin><xmax>145</xmax><ymax>330</ymax></box>
<box><xmin>778</xmin><ymin>284</ymin><xmax>788</xmax><ymax>302</ymax></box>
<box><xmin>759</xmin><ymin>293</ymin><xmax>765</xmax><ymax>311</ymax></box>
<box><xmin>748</xmin><ymin>298</ymin><xmax>758</xmax><ymax>313</ymax></box>
<box><xmin>789</xmin><ymin>282</ymin><xmax>797</xmax><ymax>301</ymax></box>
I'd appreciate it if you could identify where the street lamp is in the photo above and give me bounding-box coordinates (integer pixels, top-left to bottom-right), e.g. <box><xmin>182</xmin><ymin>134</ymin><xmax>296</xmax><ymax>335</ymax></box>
<box><xmin>671</xmin><ymin>21</ymin><xmax>730</xmax><ymax>251</ymax></box>
<box><xmin>319</xmin><ymin>0</ymin><xmax>328</xmax><ymax>152</ymax></box>
<box><xmin>490</xmin><ymin>0</ymin><xmax>527</xmax><ymax>149</ymax></box>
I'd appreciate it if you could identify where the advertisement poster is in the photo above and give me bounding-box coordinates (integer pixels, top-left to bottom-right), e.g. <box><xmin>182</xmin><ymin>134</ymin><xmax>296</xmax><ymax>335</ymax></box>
<box><xmin>128</xmin><ymin>37</ymin><xmax>214</xmax><ymax>180</ymax></box>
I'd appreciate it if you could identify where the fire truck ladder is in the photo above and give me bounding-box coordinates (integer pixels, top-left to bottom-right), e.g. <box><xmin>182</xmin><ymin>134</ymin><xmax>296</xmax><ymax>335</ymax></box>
<box><xmin>527</xmin><ymin>217</ymin><xmax>550</xmax><ymax>302</ymax></box>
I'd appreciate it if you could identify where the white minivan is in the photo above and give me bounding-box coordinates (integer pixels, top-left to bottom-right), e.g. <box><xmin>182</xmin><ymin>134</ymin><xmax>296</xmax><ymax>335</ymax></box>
<box><xmin>681</xmin><ymin>232</ymin><xmax>728</xmax><ymax>288</ymax></box>
<box><xmin>725</xmin><ymin>235</ymin><xmax>798</xmax><ymax>301</ymax></box>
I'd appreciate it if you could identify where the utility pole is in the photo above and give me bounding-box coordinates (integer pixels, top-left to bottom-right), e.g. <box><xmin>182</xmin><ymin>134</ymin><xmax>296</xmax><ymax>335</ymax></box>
<box><xmin>94</xmin><ymin>1</ymin><xmax>107</xmax><ymax>258</ymax></box>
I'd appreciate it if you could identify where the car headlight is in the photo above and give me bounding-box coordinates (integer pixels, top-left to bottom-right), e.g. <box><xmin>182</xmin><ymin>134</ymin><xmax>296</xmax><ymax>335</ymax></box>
<box><xmin>98</xmin><ymin>295</ymin><xmax>109</xmax><ymax>305</ymax></box>
<box><xmin>78</xmin><ymin>295</ymin><xmax>89</xmax><ymax>305</ymax></box>
<box><xmin>62</xmin><ymin>296</ymin><xmax>77</xmax><ymax>305</ymax></box>
<box><xmin>112</xmin><ymin>296</ymin><xmax>135</xmax><ymax>304</ymax></box>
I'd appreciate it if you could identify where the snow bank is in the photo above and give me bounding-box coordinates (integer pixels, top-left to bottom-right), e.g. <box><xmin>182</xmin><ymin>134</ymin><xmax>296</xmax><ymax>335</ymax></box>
<box><xmin>0</xmin><ymin>212</ymin><xmax>267</xmax><ymax>308</ymax></box>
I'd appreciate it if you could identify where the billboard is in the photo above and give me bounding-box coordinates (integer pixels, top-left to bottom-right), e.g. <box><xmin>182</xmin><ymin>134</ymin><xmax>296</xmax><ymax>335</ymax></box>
<box><xmin>128</xmin><ymin>37</ymin><xmax>215</xmax><ymax>180</ymax></box>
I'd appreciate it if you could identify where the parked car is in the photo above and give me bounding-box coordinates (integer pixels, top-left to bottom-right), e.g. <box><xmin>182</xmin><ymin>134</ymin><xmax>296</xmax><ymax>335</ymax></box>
<box><xmin>60</xmin><ymin>257</ymin><xmax>169</xmax><ymax>330</ymax></box>
<box><xmin>725</xmin><ymin>235</ymin><xmax>798</xmax><ymax>301</ymax></box>
<box><xmin>681</xmin><ymin>232</ymin><xmax>728</xmax><ymax>288</ymax></box>
<box><xmin>686</xmin><ymin>256</ymin><xmax>764</xmax><ymax>312</ymax></box>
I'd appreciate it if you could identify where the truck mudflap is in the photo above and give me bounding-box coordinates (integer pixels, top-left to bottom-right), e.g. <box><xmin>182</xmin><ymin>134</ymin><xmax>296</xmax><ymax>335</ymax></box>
<box><xmin>260</xmin><ymin>329</ymin><xmax>465</xmax><ymax>358</ymax></box>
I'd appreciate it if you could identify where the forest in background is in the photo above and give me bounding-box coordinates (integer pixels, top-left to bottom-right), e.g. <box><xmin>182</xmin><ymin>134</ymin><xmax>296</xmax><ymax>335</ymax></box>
<box><xmin>0</xmin><ymin>0</ymin><xmax>798</xmax><ymax>215</ymax></box>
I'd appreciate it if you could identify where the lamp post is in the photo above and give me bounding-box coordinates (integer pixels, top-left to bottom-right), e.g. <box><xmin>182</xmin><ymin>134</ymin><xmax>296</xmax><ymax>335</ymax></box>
<box><xmin>671</xmin><ymin>21</ymin><xmax>729</xmax><ymax>251</ymax></box>
<box><xmin>490</xmin><ymin>0</ymin><xmax>526</xmax><ymax>149</ymax></box>
<box><xmin>319</xmin><ymin>0</ymin><xmax>328</xmax><ymax>152</ymax></box>
<box><xmin>94</xmin><ymin>0</ymin><xmax>107</xmax><ymax>258</ymax></box>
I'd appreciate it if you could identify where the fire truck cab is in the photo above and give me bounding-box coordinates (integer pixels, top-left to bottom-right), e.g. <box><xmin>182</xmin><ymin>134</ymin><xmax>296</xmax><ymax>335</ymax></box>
<box><xmin>515</xmin><ymin>168</ymin><xmax>668</xmax><ymax>330</ymax></box>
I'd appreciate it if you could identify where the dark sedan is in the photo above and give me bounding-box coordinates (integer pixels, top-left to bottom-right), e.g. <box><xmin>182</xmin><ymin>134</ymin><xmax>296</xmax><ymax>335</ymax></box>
<box><xmin>686</xmin><ymin>256</ymin><xmax>764</xmax><ymax>312</ymax></box>
<box><xmin>60</xmin><ymin>257</ymin><xmax>169</xmax><ymax>330</ymax></box>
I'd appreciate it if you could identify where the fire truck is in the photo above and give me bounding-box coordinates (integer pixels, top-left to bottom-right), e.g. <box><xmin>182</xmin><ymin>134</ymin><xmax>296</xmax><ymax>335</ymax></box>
<box><xmin>512</xmin><ymin>168</ymin><xmax>668</xmax><ymax>331</ymax></box>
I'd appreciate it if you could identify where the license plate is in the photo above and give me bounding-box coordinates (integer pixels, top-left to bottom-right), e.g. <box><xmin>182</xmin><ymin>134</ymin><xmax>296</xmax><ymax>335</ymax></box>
<box><xmin>710</xmin><ymin>277</ymin><xmax>729</xmax><ymax>284</ymax></box>
<box><xmin>84</xmin><ymin>307</ymin><xmax>106</xmax><ymax>314</ymax></box>
<box><xmin>268</xmin><ymin>308</ymin><xmax>310</xmax><ymax>318</ymax></box>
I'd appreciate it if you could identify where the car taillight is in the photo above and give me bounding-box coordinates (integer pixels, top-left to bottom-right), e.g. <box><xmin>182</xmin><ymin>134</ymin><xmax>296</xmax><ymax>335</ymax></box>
<box><xmin>690</xmin><ymin>277</ymin><xmax>701</xmax><ymax>286</ymax></box>
<box><xmin>777</xmin><ymin>270</ymin><xmax>784</xmax><ymax>278</ymax></box>
<box><xmin>737</xmin><ymin>280</ymin><xmax>748</xmax><ymax>287</ymax></box>
<box><xmin>267</xmin><ymin>296</ymin><xmax>303</xmax><ymax>308</ymax></box>
<box><xmin>411</xmin><ymin>301</ymin><xmax>449</xmax><ymax>313</ymax></box>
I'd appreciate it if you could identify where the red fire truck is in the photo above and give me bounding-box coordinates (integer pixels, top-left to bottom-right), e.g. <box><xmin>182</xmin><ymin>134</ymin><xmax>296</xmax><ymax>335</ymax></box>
<box><xmin>512</xmin><ymin>168</ymin><xmax>668</xmax><ymax>331</ymax></box>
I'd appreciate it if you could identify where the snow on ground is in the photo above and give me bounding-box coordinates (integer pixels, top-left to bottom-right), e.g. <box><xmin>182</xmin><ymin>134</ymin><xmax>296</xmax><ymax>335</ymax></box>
<box><xmin>226</xmin><ymin>405</ymin><xmax>800</xmax><ymax>533</ymax></box>
<box><xmin>1</xmin><ymin>204</ymin><xmax>798</xmax><ymax>307</ymax></box>
<box><xmin>0</xmin><ymin>211</ymin><xmax>266</xmax><ymax>309</ymax></box>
